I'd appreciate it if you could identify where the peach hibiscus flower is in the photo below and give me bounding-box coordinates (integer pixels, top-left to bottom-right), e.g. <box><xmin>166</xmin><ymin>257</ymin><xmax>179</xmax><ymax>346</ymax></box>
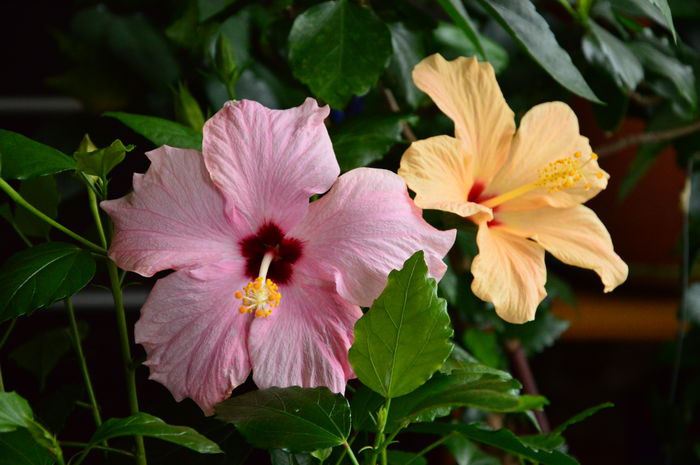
<box><xmin>102</xmin><ymin>98</ymin><xmax>455</xmax><ymax>414</ymax></box>
<box><xmin>398</xmin><ymin>54</ymin><xmax>628</xmax><ymax>324</ymax></box>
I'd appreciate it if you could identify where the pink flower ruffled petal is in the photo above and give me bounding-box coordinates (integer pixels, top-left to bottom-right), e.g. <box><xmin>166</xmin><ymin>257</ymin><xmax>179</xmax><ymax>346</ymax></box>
<box><xmin>202</xmin><ymin>98</ymin><xmax>340</xmax><ymax>233</ymax></box>
<box><xmin>290</xmin><ymin>168</ymin><xmax>456</xmax><ymax>307</ymax></box>
<box><xmin>134</xmin><ymin>264</ymin><xmax>251</xmax><ymax>415</ymax></box>
<box><xmin>247</xmin><ymin>276</ymin><xmax>361</xmax><ymax>392</ymax></box>
<box><xmin>101</xmin><ymin>146</ymin><xmax>239</xmax><ymax>277</ymax></box>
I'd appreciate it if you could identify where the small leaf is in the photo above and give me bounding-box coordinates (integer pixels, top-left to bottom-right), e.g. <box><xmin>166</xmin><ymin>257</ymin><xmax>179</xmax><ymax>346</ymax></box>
<box><xmin>476</xmin><ymin>0</ymin><xmax>601</xmax><ymax>102</ymax></box>
<box><xmin>0</xmin><ymin>130</ymin><xmax>75</xmax><ymax>180</ymax></box>
<box><xmin>174</xmin><ymin>82</ymin><xmax>206</xmax><ymax>132</ymax></box>
<box><xmin>386</xmin><ymin>23</ymin><xmax>425</xmax><ymax>109</ymax></box>
<box><xmin>349</xmin><ymin>251</ymin><xmax>454</xmax><ymax>398</ymax></box>
<box><xmin>104</xmin><ymin>112</ymin><xmax>203</xmax><ymax>150</ymax></box>
<box><xmin>331</xmin><ymin>115</ymin><xmax>412</xmax><ymax>171</ymax></box>
<box><xmin>74</xmin><ymin>139</ymin><xmax>134</xmax><ymax>179</ymax></box>
<box><xmin>0</xmin><ymin>429</ymin><xmax>55</xmax><ymax>465</ymax></box>
<box><xmin>0</xmin><ymin>392</ymin><xmax>33</xmax><ymax>431</ymax></box>
<box><xmin>411</xmin><ymin>423</ymin><xmax>579</xmax><ymax>465</ymax></box>
<box><xmin>90</xmin><ymin>413</ymin><xmax>222</xmax><ymax>454</ymax></box>
<box><xmin>14</xmin><ymin>176</ymin><xmax>60</xmax><ymax>239</ymax></box>
<box><xmin>583</xmin><ymin>21</ymin><xmax>643</xmax><ymax>91</ymax></box>
<box><xmin>288</xmin><ymin>0</ymin><xmax>392</xmax><ymax>108</ymax></box>
<box><xmin>216</xmin><ymin>386</ymin><xmax>350</xmax><ymax>453</ymax></box>
<box><xmin>520</xmin><ymin>403</ymin><xmax>613</xmax><ymax>451</ymax></box>
<box><xmin>0</xmin><ymin>242</ymin><xmax>96</xmax><ymax>323</ymax></box>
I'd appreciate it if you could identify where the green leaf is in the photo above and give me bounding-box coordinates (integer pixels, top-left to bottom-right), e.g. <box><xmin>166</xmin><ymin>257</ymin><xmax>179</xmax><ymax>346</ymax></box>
<box><xmin>520</xmin><ymin>403</ymin><xmax>613</xmax><ymax>451</ymax></box>
<box><xmin>462</xmin><ymin>329</ymin><xmax>503</xmax><ymax>369</ymax></box>
<box><xmin>270</xmin><ymin>450</ymin><xmax>314</xmax><ymax>465</ymax></box>
<box><xmin>436</xmin><ymin>0</ymin><xmax>488</xmax><ymax>60</ymax></box>
<box><xmin>445</xmin><ymin>434</ymin><xmax>499</xmax><ymax>465</ymax></box>
<box><xmin>411</xmin><ymin>423</ymin><xmax>579</xmax><ymax>465</ymax></box>
<box><xmin>617</xmin><ymin>141</ymin><xmax>667</xmax><ymax>199</ymax></box>
<box><xmin>174</xmin><ymin>82</ymin><xmax>206</xmax><ymax>132</ymax></box>
<box><xmin>13</xmin><ymin>176</ymin><xmax>59</xmax><ymax>239</ymax></box>
<box><xmin>502</xmin><ymin>309</ymin><xmax>570</xmax><ymax>356</ymax></box>
<box><xmin>198</xmin><ymin>0</ymin><xmax>237</xmax><ymax>21</ymax></box>
<box><xmin>387</xmin><ymin>450</ymin><xmax>427</xmax><ymax>465</ymax></box>
<box><xmin>216</xmin><ymin>386</ymin><xmax>350</xmax><ymax>453</ymax></box>
<box><xmin>349</xmin><ymin>251</ymin><xmax>454</xmax><ymax>398</ymax></box>
<box><xmin>583</xmin><ymin>21</ymin><xmax>643</xmax><ymax>91</ymax></box>
<box><xmin>90</xmin><ymin>413</ymin><xmax>222</xmax><ymax>454</ymax></box>
<box><xmin>288</xmin><ymin>0</ymin><xmax>392</xmax><ymax>108</ymax></box>
<box><xmin>9</xmin><ymin>323</ymin><xmax>88</xmax><ymax>390</ymax></box>
<box><xmin>104</xmin><ymin>112</ymin><xmax>202</xmax><ymax>150</ymax></box>
<box><xmin>433</xmin><ymin>23</ymin><xmax>509</xmax><ymax>74</ymax></box>
<box><xmin>0</xmin><ymin>429</ymin><xmax>55</xmax><ymax>465</ymax></box>
<box><xmin>331</xmin><ymin>115</ymin><xmax>412</xmax><ymax>171</ymax></box>
<box><xmin>74</xmin><ymin>139</ymin><xmax>134</xmax><ymax>179</ymax></box>
<box><xmin>476</xmin><ymin>0</ymin><xmax>601</xmax><ymax>102</ymax></box>
<box><xmin>0</xmin><ymin>392</ymin><xmax>33</xmax><ymax>432</ymax></box>
<box><xmin>0</xmin><ymin>131</ymin><xmax>75</xmax><ymax>180</ymax></box>
<box><xmin>0</xmin><ymin>242</ymin><xmax>96</xmax><ymax>323</ymax></box>
<box><xmin>386</xmin><ymin>23</ymin><xmax>425</xmax><ymax>109</ymax></box>
<box><xmin>610</xmin><ymin>0</ymin><xmax>676</xmax><ymax>42</ymax></box>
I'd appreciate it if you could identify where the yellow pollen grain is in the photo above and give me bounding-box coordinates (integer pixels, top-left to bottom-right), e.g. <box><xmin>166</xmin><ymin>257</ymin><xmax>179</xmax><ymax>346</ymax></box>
<box><xmin>236</xmin><ymin>276</ymin><xmax>282</xmax><ymax>318</ymax></box>
<box><xmin>596</xmin><ymin>172</ymin><xmax>604</xmax><ymax>179</ymax></box>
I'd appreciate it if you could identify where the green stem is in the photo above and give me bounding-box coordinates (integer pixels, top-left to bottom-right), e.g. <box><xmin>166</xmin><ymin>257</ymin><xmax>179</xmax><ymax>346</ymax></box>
<box><xmin>107</xmin><ymin>259</ymin><xmax>146</xmax><ymax>465</ymax></box>
<box><xmin>9</xmin><ymin>220</ymin><xmax>32</xmax><ymax>247</ymax></box>
<box><xmin>64</xmin><ymin>298</ymin><xmax>102</xmax><ymax>428</ymax></box>
<box><xmin>343</xmin><ymin>441</ymin><xmax>361</xmax><ymax>465</ymax></box>
<box><xmin>0</xmin><ymin>178</ymin><xmax>106</xmax><ymax>254</ymax></box>
<box><xmin>87</xmin><ymin>188</ymin><xmax>108</xmax><ymax>249</ymax></box>
<box><xmin>367</xmin><ymin>398</ymin><xmax>391</xmax><ymax>465</ymax></box>
<box><xmin>0</xmin><ymin>319</ymin><xmax>17</xmax><ymax>392</ymax></box>
<box><xmin>555</xmin><ymin>0</ymin><xmax>579</xmax><ymax>21</ymax></box>
<box><xmin>61</xmin><ymin>442</ymin><xmax>133</xmax><ymax>457</ymax></box>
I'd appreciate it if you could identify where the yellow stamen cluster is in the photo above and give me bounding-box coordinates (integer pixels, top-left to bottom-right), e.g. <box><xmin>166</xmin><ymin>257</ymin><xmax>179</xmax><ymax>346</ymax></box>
<box><xmin>235</xmin><ymin>277</ymin><xmax>281</xmax><ymax>318</ymax></box>
<box><xmin>535</xmin><ymin>152</ymin><xmax>603</xmax><ymax>193</ymax></box>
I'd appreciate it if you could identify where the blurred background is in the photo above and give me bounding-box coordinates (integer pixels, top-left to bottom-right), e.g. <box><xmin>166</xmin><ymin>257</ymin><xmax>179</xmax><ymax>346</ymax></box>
<box><xmin>1</xmin><ymin>0</ymin><xmax>699</xmax><ymax>463</ymax></box>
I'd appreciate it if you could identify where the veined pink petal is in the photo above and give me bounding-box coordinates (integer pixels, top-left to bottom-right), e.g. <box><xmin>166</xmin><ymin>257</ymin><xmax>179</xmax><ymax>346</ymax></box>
<box><xmin>247</xmin><ymin>277</ymin><xmax>361</xmax><ymax>392</ymax></box>
<box><xmin>496</xmin><ymin>206</ymin><xmax>628</xmax><ymax>291</ymax></box>
<box><xmin>398</xmin><ymin>135</ymin><xmax>493</xmax><ymax>223</ymax></box>
<box><xmin>486</xmin><ymin>102</ymin><xmax>608</xmax><ymax>211</ymax></box>
<box><xmin>134</xmin><ymin>264</ymin><xmax>251</xmax><ymax>415</ymax></box>
<box><xmin>471</xmin><ymin>223</ymin><xmax>546</xmax><ymax>323</ymax></box>
<box><xmin>101</xmin><ymin>146</ymin><xmax>240</xmax><ymax>277</ymax></box>
<box><xmin>413</xmin><ymin>54</ymin><xmax>515</xmax><ymax>184</ymax></box>
<box><xmin>290</xmin><ymin>168</ymin><xmax>456</xmax><ymax>307</ymax></box>
<box><xmin>202</xmin><ymin>98</ymin><xmax>339</xmax><ymax>233</ymax></box>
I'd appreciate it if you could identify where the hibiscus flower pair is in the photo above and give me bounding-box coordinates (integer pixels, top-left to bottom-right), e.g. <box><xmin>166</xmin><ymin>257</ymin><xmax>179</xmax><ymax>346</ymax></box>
<box><xmin>102</xmin><ymin>54</ymin><xmax>626</xmax><ymax>413</ymax></box>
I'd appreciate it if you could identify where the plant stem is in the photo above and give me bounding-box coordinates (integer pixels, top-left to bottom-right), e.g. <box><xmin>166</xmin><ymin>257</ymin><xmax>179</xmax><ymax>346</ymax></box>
<box><xmin>596</xmin><ymin>120</ymin><xmax>700</xmax><ymax>157</ymax></box>
<box><xmin>555</xmin><ymin>0</ymin><xmax>579</xmax><ymax>21</ymax></box>
<box><xmin>343</xmin><ymin>441</ymin><xmax>361</xmax><ymax>465</ymax></box>
<box><xmin>61</xmin><ymin>442</ymin><xmax>134</xmax><ymax>457</ymax></box>
<box><xmin>505</xmin><ymin>339</ymin><xmax>550</xmax><ymax>433</ymax></box>
<box><xmin>0</xmin><ymin>319</ymin><xmax>17</xmax><ymax>392</ymax></box>
<box><xmin>87</xmin><ymin>188</ymin><xmax>108</xmax><ymax>249</ymax></box>
<box><xmin>0</xmin><ymin>178</ymin><xmax>106</xmax><ymax>254</ymax></box>
<box><xmin>367</xmin><ymin>398</ymin><xmax>391</xmax><ymax>465</ymax></box>
<box><xmin>64</xmin><ymin>298</ymin><xmax>102</xmax><ymax>428</ymax></box>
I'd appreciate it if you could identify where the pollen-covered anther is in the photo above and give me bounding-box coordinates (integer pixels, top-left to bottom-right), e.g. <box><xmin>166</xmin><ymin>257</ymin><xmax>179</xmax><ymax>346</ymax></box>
<box><xmin>535</xmin><ymin>152</ymin><xmax>600</xmax><ymax>193</ymax></box>
<box><xmin>236</xmin><ymin>277</ymin><xmax>281</xmax><ymax>318</ymax></box>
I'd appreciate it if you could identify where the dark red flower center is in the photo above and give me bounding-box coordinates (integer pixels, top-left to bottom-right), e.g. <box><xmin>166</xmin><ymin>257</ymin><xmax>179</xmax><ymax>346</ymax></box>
<box><xmin>239</xmin><ymin>222</ymin><xmax>303</xmax><ymax>285</ymax></box>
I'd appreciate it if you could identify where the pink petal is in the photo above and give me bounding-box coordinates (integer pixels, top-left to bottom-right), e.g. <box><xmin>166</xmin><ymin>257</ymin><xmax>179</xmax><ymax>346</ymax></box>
<box><xmin>101</xmin><ymin>146</ymin><xmax>240</xmax><ymax>277</ymax></box>
<box><xmin>202</xmin><ymin>98</ymin><xmax>339</xmax><ymax>233</ymax></box>
<box><xmin>135</xmin><ymin>264</ymin><xmax>251</xmax><ymax>415</ymax></box>
<box><xmin>289</xmin><ymin>168</ymin><xmax>456</xmax><ymax>307</ymax></box>
<box><xmin>248</xmin><ymin>277</ymin><xmax>361</xmax><ymax>392</ymax></box>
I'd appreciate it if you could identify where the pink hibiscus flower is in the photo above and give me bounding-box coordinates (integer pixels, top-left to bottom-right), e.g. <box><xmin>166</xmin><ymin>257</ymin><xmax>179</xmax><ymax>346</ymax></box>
<box><xmin>101</xmin><ymin>98</ymin><xmax>455</xmax><ymax>414</ymax></box>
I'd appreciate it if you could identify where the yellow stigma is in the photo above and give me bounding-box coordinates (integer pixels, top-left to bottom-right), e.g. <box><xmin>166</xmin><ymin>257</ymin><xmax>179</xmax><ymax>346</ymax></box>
<box><xmin>482</xmin><ymin>152</ymin><xmax>603</xmax><ymax>208</ymax></box>
<box><xmin>236</xmin><ymin>252</ymin><xmax>281</xmax><ymax>318</ymax></box>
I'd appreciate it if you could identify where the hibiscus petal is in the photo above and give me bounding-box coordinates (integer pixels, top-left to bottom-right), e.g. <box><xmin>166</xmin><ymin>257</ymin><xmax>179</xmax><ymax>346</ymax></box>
<box><xmin>486</xmin><ymin>102</ymin><xmax>608</xmax><ymax>211</ymax></box>
<box><xmin>398</xmin><ymin>135</ymin><xmax>493</xmax><ymax>223</ymax></box>
<box><xmin>247</xmin><ymin>277</ymin><xmax>361</xmax><ymax>392</ymax></box>
<box><xmin>496</xmin><ymin>206</ymin><xmax>628</xmax><ymax>291</ymax></box>
<box><xmin>134</xmin><ymin>264</ymin><xmax>251</xmax><ymax>415</ymax></box>
<box><xmin>202</xmin><ymin>98</ymin><xmax>339</xmax><ymax>233</ymax></box>
<box><xmin>413</xmin><ymin>54</ymin><xmax>515</xmax><ymax>183</ymax></box>
<box><xmin>290</xmin><ymin>168</ymin><xmax>456</xmax><ymax>307</ymax></box>
<box><xmin>101</xmin><ymin>146</ymin><xmax>239</xmax><ymax>277</ymax></box>
<box><xmin>471</xmin><ymin>224</ymin><xmax>547</xmax><ymax>324</ymax></box>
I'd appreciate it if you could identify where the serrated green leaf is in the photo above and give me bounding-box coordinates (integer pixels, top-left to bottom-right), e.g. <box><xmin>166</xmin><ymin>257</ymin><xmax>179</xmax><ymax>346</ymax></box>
<box><xmin>476</xmin><ymin>0</ymin><xmax>601</xmax><ymax>102</ymax></box>
<box><xmin>411</xmin><ymin>423</ymin><xmax>579</xmax><ymax>465</ymax></box>
<box><xmin>104</xmin><ymin>112</ymin><xmax>202</xmax><ymax>150</ymax></box>
<box><xmin>386</xmin><ymin>23</ymin><xmax>425</xmax><ymax>109</ymax></box>
<box><xmin>9</xmin><ymin>323</ymin><xmax>87</xmax><ymax>390</ymax></box>
<box><xmin>90</xmin><ymin>413</ymin><xmax>222</xmax><ymax>453</ymax></box>
<box><xmin>584</xmin><ymin>21</ymin><xmax>643</xmax><ymax>91</ymax></box>
<box><xmin>331</xmin><ymin>115</ymin><xmax>411</xmax><ymax>171</ymax></box>
<box><xmin>349</xmin><ymin>251</ymin><xmax>453</xmax><ymax>398</ymax></box>
<box><xmin>288</xmin><ymin>0</ymin><xmax>392</xmax><ymax>108</ymax></box>
<box><xmin>0</xmin><ymin>242</ymin><xmax>96</xmax><ymax>323</ymax></box>
<box><xmin>0</xmin><ymin>392</ymin><xmax>33</xmax><ymax>432</ymax></box>
<box><xmin>216</xmin><ymin>386</ymin><xmax>350</xmax><ymax>453</ymax></box>
<box><xmin>14</xmin><ymin>176</ymin><xmax>59</xmax><ymax>239</ymax></box>
<box><xmin>0</xmin><ymin>429</ymin><xmax>55</xmax><ymax>465</ymax></box>
<box><xmin>0</xmin><ymin>131</ymin><xmax>75</xmax><ymax>180</ymax></box>
<box><xmin>74</xmin><ymin>139</ymin><xmax>133</xmax><ymax>179</ymax></box>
